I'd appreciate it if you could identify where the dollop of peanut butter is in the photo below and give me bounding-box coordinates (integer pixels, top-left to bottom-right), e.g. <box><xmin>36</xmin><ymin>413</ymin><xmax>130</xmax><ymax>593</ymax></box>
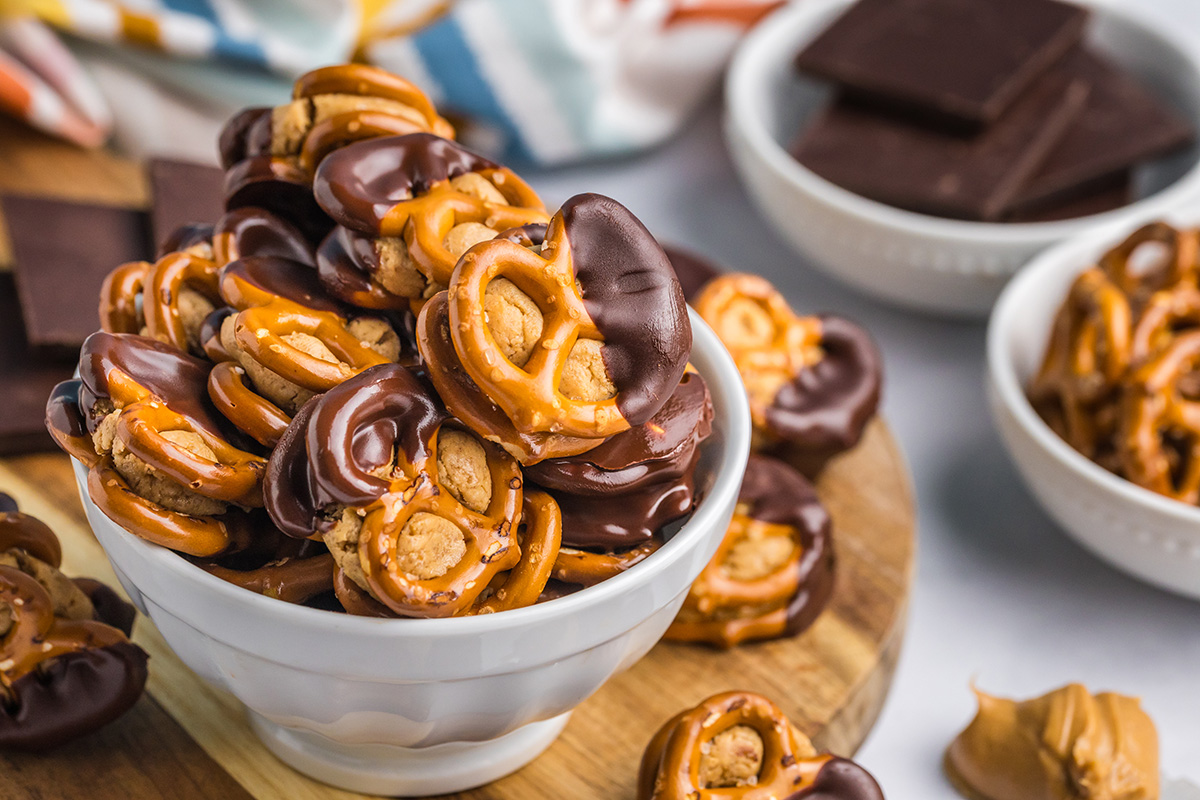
<box><xmin>946</xmin><ymin>683</ymin><xmax>1159</xmax><ymax>800</ymax></box>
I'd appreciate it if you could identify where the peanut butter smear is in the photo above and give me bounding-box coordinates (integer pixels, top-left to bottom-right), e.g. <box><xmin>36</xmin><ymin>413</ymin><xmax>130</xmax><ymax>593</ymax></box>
<box><xmin>946</xmin><ymin>683</ymin><xmax>1159</xmax><ymax>800</ymax></box>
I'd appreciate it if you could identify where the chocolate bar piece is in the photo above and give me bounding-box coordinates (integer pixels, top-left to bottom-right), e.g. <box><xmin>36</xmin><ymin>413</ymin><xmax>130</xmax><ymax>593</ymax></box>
<box><xmin>2</xmin><ymin>195</ymin><xmax>150</xmax><ymax>353</ymax></box>
<box><xmin>0</xmin><ymin>273</ymin><xmax>75</xmax><ymax>454</ymax></box>
<box><xmin>794</xmin><ymin>0</ymin><xmax>1088</xmax><ymax>128</ymax></box>
<box><xmin>148</xmin><ymin>159</ymin><xmax>225</xmax><ymax>253</ymax></box>
<box><xmin>1010</xmin><ymin>50</ymin><xmax>1194</xmax><ymax>212</ymax></box>
<box><xmin>1008</xmin><ymin>172</ymin><xmax>1131</xmax><ymax>223</ymax></box>
<box><xmin>791</xmin><ymin>74</ymin><xmax>1090</xmax><ymax>220</ymax></box>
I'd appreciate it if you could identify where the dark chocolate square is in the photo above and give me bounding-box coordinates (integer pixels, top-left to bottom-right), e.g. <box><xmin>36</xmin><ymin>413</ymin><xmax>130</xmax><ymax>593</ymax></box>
<box><xmin>794</xmin><ymin>0</ymin><xmax>1089</xmax><ymax>128</ymax></box>
<box><xmin>790</xmin><ymin>73</ymin><xmax>1090</xmax><ymax>220</ymax></box>
<box><xmin>1008</xmin><ymin>171</ymin><xmax>1131</xmax><ymax>222</ymax></box>
<box><xmin>0</xmin><ymin>273</ymin><xmax>76</xmax><ymax>454</ymax></box>
<box><xmin>1009</xmin><ymin>49</ymin><xmax>1194</xmax><ymax>212</ymax></box>
<box><xmin>2</xmin><ymin>195</ymin><xmax>151</xmax><ymax>353</ymax></box>
<box><xmin>148</xmin><ymin>158</ymin><xmax>225</xmax><ymax>254</ymax></box>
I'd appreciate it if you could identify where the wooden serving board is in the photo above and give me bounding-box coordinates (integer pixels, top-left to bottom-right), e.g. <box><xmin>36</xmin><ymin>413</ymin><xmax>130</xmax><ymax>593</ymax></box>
<box><xmin>0</xmin><ymin>419</ymin><xmax>913</xmax><ymax>800</ymax></box>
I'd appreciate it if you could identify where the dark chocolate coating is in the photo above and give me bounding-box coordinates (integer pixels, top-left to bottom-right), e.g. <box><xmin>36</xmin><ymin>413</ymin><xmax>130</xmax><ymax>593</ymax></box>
<box><xmin>73</xmin><ymin>578</ymin><xmax>138</xmax><ymax>637</ymax></box>
<box><xmin>789</xmin><ymin>757</ymin><xmax>886</xmax><ymax>800</ymax></box>
<box><xmin>224</xmin><ymin>156</ymin><xmax>332</xmax><ymax>244</ymax></box>
<box><xmin>199</xmin><ymin>307</ymin><xmax>236</xmax><ymax>357</ymax></box>
<box><xmin>740</xmin><ymin>454</ymin><xmax>834</xmax><ymax>636</ymax></box>
<box><xmin>560</xmin><ymin>193</ymin><xmax>691</xmax><ymax>427</ymax></box>
<box><xmin>551</xmin><ymin>456</ymin><xmax>699</xmax><ymax>549</ymax></box>
<box><xmin>263</xmin><ymin>364</ymin><xmax>445</xmax><ymax>537</ymax></box>
<box><xmin>0</xmin><ymin>493</ymin><xmax>16</xmax><ymax>513</ymax></box>
<box><xmin>0</xmin><ymin>641</ymin><xmax>148</xmax><ymax>752</ymax></box>
<box><xmin>497</xmin><ymin>223</ymin><xmax>548</xmax><ymax>248</ymax></box>
<box><xmin>44</xmin><ymin>379</ymin><xmax>93</xmax><ymax>462</ymax></box>
<box><xmin>215</xmin><ymin>207</ymin><xmax>316</xmax><ymax>267</ymax></box>
<box><xmin>157</xmin><ymin>222</ymin><xmax>214</xmax><ymax>258</ymax></box>
<box><xmin>313</xmin><ymin>133</ymin><xmax>498</xmax><ymax>234</ymax></box>
<box><xmin>218</xmin><ymin>107</ymin><xmax>272</xmax><ymax>170</ymax></box>
<box><xmin>76</xmin><ymin>332</ymin><xmax>226</xmax><ymax>439</ymax></box>
<box><xmin>766</xmin><ymin>315</ymin><xmax>882</xmax><ymax>472</ymax></box>
<box><xmin>526</xmin><ymin>371</ymin><xmax>712</xmax><ymax>497</ymax></box>
<box><xmin>662</xmin><ymin>245</ymin><xmax>722</xmax><ymax>303</ymax></box>
<box><xmin>220</xmin><ymin>256</ymin><xmax>343</xmax><ymax>313</ymax></box>
<box><xmin>315</xmin><ymin>225</ymin><xmax>409</xmax><ymax>309</ymax></box>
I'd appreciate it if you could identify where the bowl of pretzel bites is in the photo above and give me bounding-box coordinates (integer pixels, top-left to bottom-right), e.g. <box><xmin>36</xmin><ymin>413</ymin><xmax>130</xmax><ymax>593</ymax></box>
<box><xmin>43</xmin><ymin>65</ymin><xmax>751</xmax><ymax>796</ymax></box>
<box><xmin>989</xmin><ymin>213</ymin><xmax>1200</xmax><ymax>599</ymax></box>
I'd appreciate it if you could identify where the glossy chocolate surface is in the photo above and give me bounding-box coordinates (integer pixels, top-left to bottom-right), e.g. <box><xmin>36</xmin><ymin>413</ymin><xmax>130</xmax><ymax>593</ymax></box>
<box><xmin>73</xmin><ymin>578</ymin><xmax>138</xmax><ymax>637</ymax></box>
<box><xmin>741</xmin><ymin>454</ymin><xmax>834</xmax><ymax>635</ymax></box>
<box><xmin>0</xmin><ymin>642</ymin><xmax>148</xmax><ymax>752</ymax></box>
<box><xmin>791</xmin><ymin>757</ymin><xmax>886</xmax><ymax>799</ymax></box>
<box><xmin>560</xmin><ymin>193</ymin><xmax>691</xmax><ymax>427</ymax></box>
<box><xmin>215</xmin><ymin>207</ymin><xmax>315</xmax><ymax>267</ymax></box>
<box><xmin>766</xmin><ymin>315</ymin><xmax>882</xmax><ymax>464</ymax></box>
<box><xmin>0</xmin><ymin>511</ymin><xmax>63</xmax><ymax>568</ymax></box>
<box><xmin>527</xmin><ymin>371</ymin><xmax>712</xmax><ymax>497</ymax></box>
<box><xmin>316</xmin><ymin>225</ymin><xmax>409</xmax><ymax>309</ymax></box>
<box><xmin>218</xmin><ymin>107</ymin><xmax>272</xmax><ymax>170</ymax></box>
<box><xmin>0</xmin><ymin>494</ymin><xmax>16</xmax><ymax>514</ymax></box>
<box><xmin>223</xmin><ymin>156</ymin><xmax>332</xmax><ymax>244</ymax></box>
<box><xmin>220</xmin><ymin>256</ymin><xmax>342</xmax><ymax>313</ymax></box>
<box><xmin>76</xmin><ymin>332</ymin><xmax>225</xmax><ymax>438</ymax></box>
<box><xmin>313</xmin><ymin>133</ymin><xmax>498</xmax><ymax>233</ymax></box>
<box><xmin>263</xmin><ymin>364</ymin><xmax>444</xmax><ymax>537</ymax></box>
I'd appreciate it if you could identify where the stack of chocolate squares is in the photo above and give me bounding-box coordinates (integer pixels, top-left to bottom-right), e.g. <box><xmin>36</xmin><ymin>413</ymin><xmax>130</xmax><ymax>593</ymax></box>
<box><xmin>790</xmin><ymin>0</ymin><xmax>1195</xmax><ymax>222</ymax></box>
<box><xmin>0</xmin><ymin>160</ymin><xmax>223</xmax><ymax>454</ymax></box>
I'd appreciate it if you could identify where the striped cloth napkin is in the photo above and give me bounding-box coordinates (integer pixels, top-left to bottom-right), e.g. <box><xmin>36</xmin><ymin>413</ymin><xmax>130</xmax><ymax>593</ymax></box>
<box><xmin>0</xmin><ymin>0</ymin><xmax>783</xmax><ymax>163</ymax></box>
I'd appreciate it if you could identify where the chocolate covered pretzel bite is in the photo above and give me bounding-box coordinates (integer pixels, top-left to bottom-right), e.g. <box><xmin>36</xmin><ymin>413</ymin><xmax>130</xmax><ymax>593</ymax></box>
<box><xmin>447</xmin><ymin>192</ymin><xmax>691</xmax><ymax>441</ymax></box>
<box><xmin>693</xmin><ymin>274</ymin><xmax>881</xmax><ymax>474</ymax></box>
<box><xmin>313</xmin><ymin>133</ymin><xmax>549</xmax><ymax>309</ymax></box>
<box><xmin>667</xmin><ymin>455</ymin><xmax>834</xmax><ymax>648</ymax></box>
<box><xmin>638</xmin><ymin>692</ymin><xmax>884</xmax><ymax>799</ymax></box>
<box><xmin>0</xmin><ymin>502</ymin><xmax>147</xmax><ymax>752</ymax></box>
<box><xmin>46</xmin><ymin>332</ymin><xmax>264</xmax><ymax>557</ymax></box>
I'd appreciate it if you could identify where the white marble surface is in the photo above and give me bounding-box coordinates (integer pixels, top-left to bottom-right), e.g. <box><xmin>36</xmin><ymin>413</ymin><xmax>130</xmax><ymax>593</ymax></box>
<box><xmin>522</xmin><ymin>0</ymin><xmax>1200</xmax><ymax>788</ymax></box>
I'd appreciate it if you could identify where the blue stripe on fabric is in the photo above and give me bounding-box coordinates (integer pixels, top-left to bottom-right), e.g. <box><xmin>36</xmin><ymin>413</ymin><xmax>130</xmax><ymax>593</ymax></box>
<box><xmin>159</xmin><ymin>0</ymin><xmax>218</xmax><ymax>24</ymax></box>
<box><xmin>499</xmin><ymin>0</ymin><xmax>597</xmax><ymax>153</ymax></box>
<box><xmin>411</xmin><ymin>16</ymin><xmax>531</xmax><ymax>161</ymax></box>
<box><xmin>211</xmin><ymin>33</ymin><xmax>270</xmax><ymax>70</ymax></box>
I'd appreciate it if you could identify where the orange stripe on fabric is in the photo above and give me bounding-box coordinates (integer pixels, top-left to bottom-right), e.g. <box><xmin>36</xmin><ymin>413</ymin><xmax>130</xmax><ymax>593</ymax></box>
<box><xmin>121</xmin><ymin>9</ymin><xmax>162</xmax><ymax>49</ymax></box>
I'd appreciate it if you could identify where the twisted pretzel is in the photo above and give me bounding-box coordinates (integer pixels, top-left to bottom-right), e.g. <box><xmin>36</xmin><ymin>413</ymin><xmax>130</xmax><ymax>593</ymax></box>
<box><xmin>142</xmin><ymin>251</ymin><xmax>223</xmax><ymax>354</ymax></box>
<box><xmin>292</xmin><ymin>64</ymin><xmax>454</xmax><ymax>142</ymax></box>
<box><xmin>1131</xmin><ymin>284</ymin><xmax>1200</xmax><ymax>363</ymax></box>
<box><xmin>451</xmin><ymin>194</ymin><xmax>690</xmax><ymax>438</ymax></box>
<box><xmin>1100</xmin><ymin>222</ymin><xmax>1199</xmax><ymax>305</ymax></box>
<box><xmin>87</xmin><ymin>457</ymin><xmax>254</xmax><ymax>557</ymax></box>
<box><xmin>232</xmin><ymin>304</ymin><xmax>390</xmax><ymax>392</ymax></box>
<box><xmin>1031</xmin><ymin>268</ymin><xmax>1133</xmax><ymax>458</ymax></box>
<box><xmin>417</xmin><ymin>291</ymin><xmax>602</xmax><ymax>464</ymax></box>
<box><xmin>99</xmin><ymin>261</ymin><xmax>152</xmax><ymax>335</ymax></box>
<box><xmin>359</xmin><ymin>424</ymin><xmax>523</xmax><ymax>618</ymax></box>
<box><xmin>219</xmin><ymin>255</ymin><xmax>342</xmax><ymax>313</ymax></box>
<box><xmin>551</xmin><ymin>539</ymin><xmax>661</xmax><ymax>587</ymax></box>
<box><xmin>0</xmin><ymin>512</ymin><xmax>62</xmax><ymax>568</ymax></box>
<box><xmin>298</xmin><ymin>110</ymin><xmax>429</xmax><ymax>175</ymax></box>
<box><xmin>207</xmin><ymin>361</ymin><xmax>292</xmax><ymax>448</ymax></box>
<box><xmin>45</xmin><ymin>380</ymin><xmax>100</xmax><ymax>467</ymax></box>
<box><xmin>666</xmin><ymin>455</ymin><xmax>834</xmax><ymax>648</ymax></box>
<box><xmin>333</xmin><ymin>566</ymin><xmax>395</xmax><ymax>617</ymax></box>
<box><xmin>1119</xmin><ymin>331</ymin><xmax>1200</xmax><ymax>503</ymax></box>
<box><xmin>0</xmin><ymin>566</ymin><xmax>149</xmax><ymax>752</ymax></box>
<box><xmin>0</xmin><ymin>566</ymin><xmax>129</xmax><ymax>688</ymax></box>
<box><xmin>637</xmin><ymin>692</ymin><xmax>836</xmax><ymax>800</ymax></box>
<box><xmin>468</xmin><ymin>490</ymin><xmax>561</xmax><ymax>614</ymax></box>
<box><xmin>694</xmin><ymin>274</ymin><xmax>823</xmax><ymax>428</ymax></box>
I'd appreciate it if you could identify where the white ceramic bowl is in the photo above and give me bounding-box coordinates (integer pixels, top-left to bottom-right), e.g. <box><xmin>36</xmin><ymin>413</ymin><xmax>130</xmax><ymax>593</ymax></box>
<box><xmin>726</xmin><ymin>0</ymin><xmax>1200</xmax><ymax>318</ymax></box>
<box><xmin>988</xmin><ymin>206</ymin><xmax>1200</xmax><ymax>600</ymax></box>
<box><xmin>70</xmin><ymin>310</ymin><xmax>751</xmax><ymax>796</ymax></box>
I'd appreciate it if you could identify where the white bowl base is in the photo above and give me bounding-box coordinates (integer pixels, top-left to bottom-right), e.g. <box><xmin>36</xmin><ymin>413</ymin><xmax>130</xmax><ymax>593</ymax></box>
<box><xmin>249</xmin><ymin>709</ymin><xmax>571</xmax><ymax>796</ymax></box>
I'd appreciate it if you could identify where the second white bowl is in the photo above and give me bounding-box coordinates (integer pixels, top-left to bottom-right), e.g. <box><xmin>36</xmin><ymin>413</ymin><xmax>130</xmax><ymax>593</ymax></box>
<box><xmin>988</xmin><ymin>207</ymin><xmax>1200</xmax><ymax>600</ymax></box>
<box><xmin>725</xmin><ymin>0</ymin><xmax>1200</xmax><ymax>317</ymax></box>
